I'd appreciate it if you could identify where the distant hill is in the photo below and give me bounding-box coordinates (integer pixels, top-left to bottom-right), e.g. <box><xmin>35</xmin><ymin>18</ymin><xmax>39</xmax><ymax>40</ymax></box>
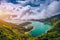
<box><xmin>30</xmin><ymin>14</ymin><xmax>60</xmax><ymax>25</ymax></box>
<box><xmin>44</xmin><ymin>14</ymin><xmax>60</xmax><ymax>25</ymax></box>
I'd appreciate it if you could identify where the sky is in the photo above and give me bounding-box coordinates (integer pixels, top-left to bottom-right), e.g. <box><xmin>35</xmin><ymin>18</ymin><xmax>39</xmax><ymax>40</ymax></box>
<box><xmin>0</xmin><ymin>0</ymin><xmax>60</xmax><ymax>21</ymax></box>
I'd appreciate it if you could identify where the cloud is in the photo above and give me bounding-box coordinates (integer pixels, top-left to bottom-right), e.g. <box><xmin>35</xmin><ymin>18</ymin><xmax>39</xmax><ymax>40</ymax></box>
<box><xmin>0</xmin><ymin>0</ymin><xmax>60</xmax><ymax>22</ymax></box>
<box><xmin>45</xmin><ymin>1</ymin><xmax>60</xmax><ymax>17</ymax></box>
<box><xmin>23</xmin><ymin>1</ymin><xmax>60</xmax><ymax>20</ymax></box>
<box><xmin>20</xmin><ymin>1</ymin><xmax>60</xmax><ymax>20</ymax></box>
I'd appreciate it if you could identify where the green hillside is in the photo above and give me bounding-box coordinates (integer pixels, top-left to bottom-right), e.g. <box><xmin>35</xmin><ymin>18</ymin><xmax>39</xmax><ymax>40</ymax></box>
<box><xmin>0</xmin><ymin>18</ymin><xmax>60</xmax><ymax>40</ymax></box>
<box><xmin>39</xmin><ymin>21</ymin><xmax>60</xmax><ymax>40</ymax></box>
<box><xmin>0</xmin><ymin>20</ymin><xmax>30</xmax><ymax>40</ymax></box>
<box><xmin>44</xmin><ymin>14</ymin><xmax>60</xmax><ymax>26</ymax></box>
<box><xmin>0</xmin><ymin>20</ymin><xmax>37</xmax><ymax>40</ymax></box>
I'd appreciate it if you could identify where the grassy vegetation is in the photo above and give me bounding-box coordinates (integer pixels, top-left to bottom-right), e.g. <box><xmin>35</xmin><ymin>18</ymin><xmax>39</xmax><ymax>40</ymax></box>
<box><xmin>39</xmin><ymin>21</ymin><xmax>60</xmax><ymax>40</ymax></box>
<box><xmin>0</xmin><ymin>20</ymin><xmax>30</xmax><ymax>40</ymax></box>
<box><xmin>0</xmin><ymin>17</ymin><xmax>60</xmax><ymax>40</ymax></box>
<box><xmin>0</xmin><ymin>20</ymin><xmax>39</xmax><ymax>40</ymax></box>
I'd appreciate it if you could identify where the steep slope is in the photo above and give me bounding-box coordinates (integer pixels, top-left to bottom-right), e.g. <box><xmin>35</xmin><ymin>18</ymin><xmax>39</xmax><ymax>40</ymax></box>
<box><xmin>44</xmin><ymin>14</ymin><xmax>60</xmax><ymax>26</ymax></box>
<box><xmin>0</xmin><ymin>20</ymin><xmax>34</xmax><ymax>40</ymax></box>
<box><xmin>39</xmin><ymin>21</ymin><xmax>60</xmax><ymax>40</ymax></box>
<box><xmin>0</xmin><ymin>20</ymin><xmax>21</xmax><ymax>40</ymax></box>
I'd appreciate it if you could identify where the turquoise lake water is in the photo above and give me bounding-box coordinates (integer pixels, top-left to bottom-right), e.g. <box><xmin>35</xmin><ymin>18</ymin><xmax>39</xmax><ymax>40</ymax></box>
<box><xmin>26</xmin><ymin>21</ymin><xmax>52</xmax><ymax>36</ymax></box>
